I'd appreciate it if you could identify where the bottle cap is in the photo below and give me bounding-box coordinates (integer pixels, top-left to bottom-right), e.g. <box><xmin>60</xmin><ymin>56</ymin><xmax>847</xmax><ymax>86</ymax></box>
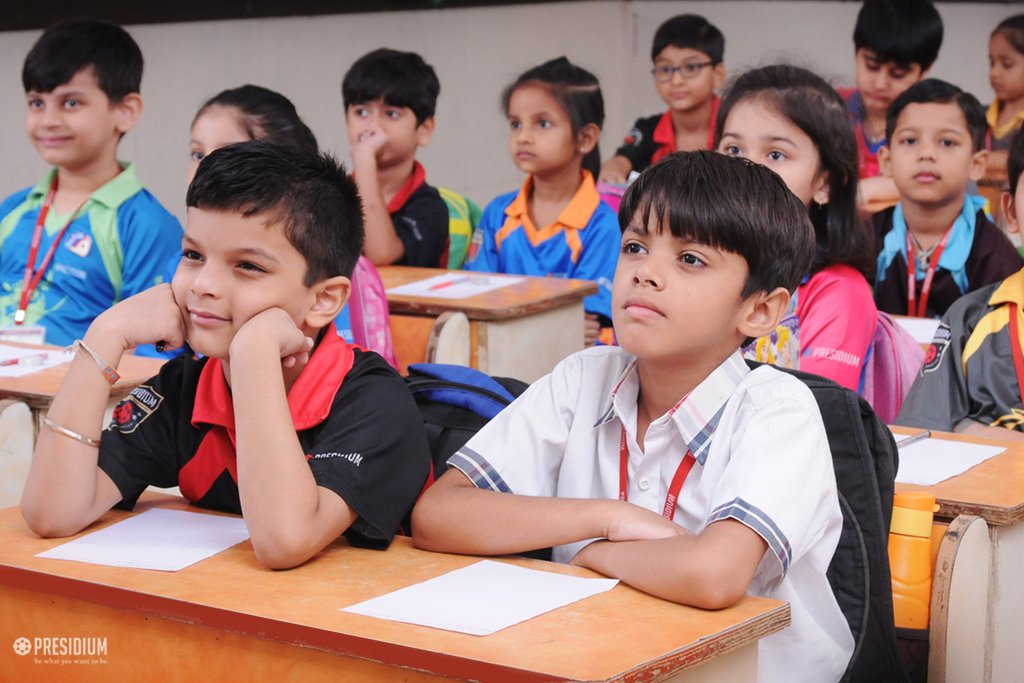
<box><xmin>891</xmin><ymin>492</ymin><xmax>938</xmax><ymax>537</ymax></box>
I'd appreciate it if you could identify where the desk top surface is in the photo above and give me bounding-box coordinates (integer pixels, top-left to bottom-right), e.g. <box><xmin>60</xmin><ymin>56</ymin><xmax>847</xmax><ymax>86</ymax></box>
<box><xmin>0</xmin><ymin>343</ymin><xmax>164</xmax><ymax>408</ymax></box>
<box><xmin>0</xmin><ymin>494</ymin><xmax>788</xmax><ymax>682</ymax></box>
<box><xmin>893</xmin><ymin>428</ymin><xmax>1024</xmax><ymax>526</ymax></box>
<box><xmin>380</xmin><ymin>266</ymin><xmax>598</xmax><ymax>320</ymax></box>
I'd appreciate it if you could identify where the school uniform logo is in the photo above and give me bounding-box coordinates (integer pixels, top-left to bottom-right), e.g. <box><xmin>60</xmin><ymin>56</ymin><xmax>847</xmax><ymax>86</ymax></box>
<box><xmin>305</xmin><ymin>451</ymin><xmax>363</xmax><ymax>466</ymax></box>
<box><xmin>921</xmin><ymin>323</ymin><xmax>951</xmax><ymax>374</ymax></box>
<box><xmin>623</xmin><ymin>127</ymin><xmax>643</xmax><ymax>147</ymax></box>
<box><xmin>109</xmin><ymin>385</ymin><xmax>164</xmax><ymax>433</ymax></box>
<box><xmin>64</xmin><ymin>232</ymin><xmax>92</xmax><ymax>258</ymax></box>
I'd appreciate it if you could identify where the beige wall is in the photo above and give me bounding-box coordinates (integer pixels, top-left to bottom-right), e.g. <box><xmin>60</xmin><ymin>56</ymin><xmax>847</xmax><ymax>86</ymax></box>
<box><xmin>0</xmin><ymin>1</ymin><xmax>1017</xmax><ymax>223</ymax></box>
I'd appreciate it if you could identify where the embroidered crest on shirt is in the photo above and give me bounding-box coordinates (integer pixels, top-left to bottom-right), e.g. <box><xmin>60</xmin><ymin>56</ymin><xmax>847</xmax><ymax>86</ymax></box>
<box><xmin>64</xmin><ymin>232</ymin><xmax>92</xmax><ymax>258</ymax></box>
<box><xmin>109</xmin><ymin>384</ymin><xmax>164</xmax><ymax>433</ymax></box>
<box><xmin>921</xmin><ymin>323</ymin><xmax>951</xmax><ymax>374</ymax></box>
<box><xmin>623</xmin><ymin>127</ymin><xmax>643</xmax><ymax>147</ymax></box>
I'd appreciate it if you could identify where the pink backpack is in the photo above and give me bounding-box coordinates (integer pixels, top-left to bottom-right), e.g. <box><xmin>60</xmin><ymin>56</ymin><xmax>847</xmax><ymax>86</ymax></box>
<box><xmin>348</xmin><ymin>256</ymin><xmax>398</xmax><ymax>370</ymax></box>
<box><xmin>860</xmin><ymin>312</ymin><xmax>925</xmax><ymax>423</ymax></box>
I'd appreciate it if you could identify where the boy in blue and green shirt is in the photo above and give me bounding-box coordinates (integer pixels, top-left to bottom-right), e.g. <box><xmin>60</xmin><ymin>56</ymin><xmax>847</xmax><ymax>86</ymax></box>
<box><xmin>0</xmin><ymin>20</ymin><xmax>180</xmax><ymax>356</ymax></box>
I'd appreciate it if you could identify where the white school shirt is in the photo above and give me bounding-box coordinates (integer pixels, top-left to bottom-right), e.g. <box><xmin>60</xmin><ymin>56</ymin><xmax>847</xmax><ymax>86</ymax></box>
<box><xmin>449</xmin><ymin>347</ymin><xmax>854</xmax><ymax>683</ymax></box>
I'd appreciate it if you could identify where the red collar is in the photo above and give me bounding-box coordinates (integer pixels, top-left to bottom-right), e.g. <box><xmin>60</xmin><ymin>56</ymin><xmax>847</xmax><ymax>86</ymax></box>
<box><xmin>191</xmin><ymin>323</ymin><xmax>356</xmax><ymax>433</ymax></box>
<box><xmin>386</xmin><ymin>161</ymin><xmax>427</xmax><ymax>214</ymax></box>
<box><xmin>651</xmin><ymin>96</ymin><xmax>721</xmax><ymax>164</ymax></box>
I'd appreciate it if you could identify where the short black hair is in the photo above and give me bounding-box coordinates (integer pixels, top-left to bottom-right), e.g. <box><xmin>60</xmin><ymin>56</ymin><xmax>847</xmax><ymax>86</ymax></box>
<box><xmin>342</xmin><ymin>48</ymin><xmax>440</xmax><ymax>125</ymax></box>
<box><xmin>651</xmin><ymin>14</ymin><xmax>724</xmax><ymax>64</ymax></box>
<box><xmin>501</xmin><ymin>56</ymin><xmax>605</xmax><ymax>179</ymax></box>
<box><xmin>854</xmin><ymin>0</ymin><xmax>943</xmax><ymax>70</ymax></box>
<box><xmin>23</xmin><ymin>20</ymin><xmax>143</xmax><ymax>101</ymax></box>
<box><xmin>885</xmin><ymin>78</ymin><xmax>987</xmax><ymax>152</ymax></box>
<box><xmin>193</xmin><ymin>84</ymin><xmax>319</xmax><ymax>155</ymax></box>
<box><xmin>1008</xmin><ymin>130</ymin><xmax>1024</xmax><ymax>196</ymax></box>
<box><xmin>619</xmin><ymin>151</ymin><xmax>814</xmax><ymax>298</ymax></box>
<box><xmin>186</xmin><ymin>141</ymin><xmax>364</xmax><ymax>286</ymax></box>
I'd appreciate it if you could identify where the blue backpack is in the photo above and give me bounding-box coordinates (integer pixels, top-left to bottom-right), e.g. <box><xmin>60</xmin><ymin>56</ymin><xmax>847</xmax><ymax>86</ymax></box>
<box><xmin>404</xmin><ymin>364</ymin><xmax>528</xmax><ymax>477</ymax></box>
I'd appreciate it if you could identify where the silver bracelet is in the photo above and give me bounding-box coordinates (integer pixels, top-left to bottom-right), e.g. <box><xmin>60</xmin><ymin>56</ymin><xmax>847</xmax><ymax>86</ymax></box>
<box><xmin>41</xmin><ymin>414</ymin><xmax>101</xmax><ymax>448</ymax></box>
<box><xmin>69</xmin><ymin>339</ymin><xmax>120</xmax><ymax>385</ymax></box>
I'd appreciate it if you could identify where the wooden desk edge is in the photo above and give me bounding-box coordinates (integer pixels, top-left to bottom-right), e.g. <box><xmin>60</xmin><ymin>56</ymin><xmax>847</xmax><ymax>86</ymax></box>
<box><xmin>386</xmin><ymin>288</ymin><xmax>596</xmax><ymax>320</ymax></box>
<box><xmin>379</xmin><ymin>266</ymin><xmax>599</xmax><ymax>320</ymax></box>
<box><xmin>891</xmin><ymin>427</ymin><xmax>1024</xmax><ymax>526</ymax></box>
<box><xmin>0</xmin><ymin>539</ymin><xmax>790</xmax><ymax>683</ymax></box>
<box><xmin>616</xmin><ymin>602</ymin><xmax>790</xmax><ymax>683</ymax></box>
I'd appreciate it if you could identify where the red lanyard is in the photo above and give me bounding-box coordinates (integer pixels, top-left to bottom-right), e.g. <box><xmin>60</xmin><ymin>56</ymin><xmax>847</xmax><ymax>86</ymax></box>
<box><xmin>16</xmin><ymin>176</ymin><xmax>86</xmax><ymax>324</ymax></box>
<box><xmin>618</xmin><ymin>425</ymin><xmax>696</xmax><ymax>520</ymax></box>
<box><xmin>905</xmin><ymin>226</ymin><xmax>953</xmax><ymax>318</ymax></box>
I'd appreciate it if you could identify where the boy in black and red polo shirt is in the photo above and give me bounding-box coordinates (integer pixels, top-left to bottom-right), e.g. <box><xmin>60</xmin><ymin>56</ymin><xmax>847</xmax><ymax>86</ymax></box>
<box><xmin>599</xmin><ymin>14</ymin><xmax>726</xmax><ymax>184</ymax></box>
<box><xmin>343</xmin><ymin>48</ymin><xmax>449</xmax><ymax>267</ymax></box>
<box><xmin>21</xmin><ymin>141</ymin><xmax>431</xmax><ymax>569</ymax></box>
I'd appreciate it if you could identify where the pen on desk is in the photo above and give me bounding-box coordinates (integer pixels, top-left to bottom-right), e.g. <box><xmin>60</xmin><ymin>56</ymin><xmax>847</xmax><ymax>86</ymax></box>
<box><xmin>0</xmin><ymin>352</ymin><xmax>48</xmax><ymax>367</ymax></box>
<box><xmin>897</xmin><ymin>430</ymin><xmax>931</xmax><ymax>449</ymax></box>
<box><xmin>429</xmin><ymin>276</ymin><xmax>471</xmax><ymax>291</ymax></box>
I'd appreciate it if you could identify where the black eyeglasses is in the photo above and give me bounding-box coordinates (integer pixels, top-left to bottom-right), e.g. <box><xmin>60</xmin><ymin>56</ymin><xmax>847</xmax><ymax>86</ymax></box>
<box><xmin>651</xmin><ymin>61</ymin><xmax>715</xmax><ymax>82</ymax></box>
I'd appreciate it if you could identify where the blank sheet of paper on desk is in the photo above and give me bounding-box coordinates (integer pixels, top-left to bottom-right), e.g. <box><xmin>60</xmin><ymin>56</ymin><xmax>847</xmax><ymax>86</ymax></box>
<box><xmin>0</xmin><ymin>344</ymin><xmax>73</xmax><ymax>378</ymax></box>
<box><xmin>894</xmin><ymin>317</ymin><xmax>941</xmax><ymax>345</ymax></box>
<box><xmin>342</xmin><ymin>559</ymin><xmax>618</xmax><ymax>635</ymax></box>
<box><xmin>385</xmin><ymin>273</ymin><xmax>524</xmax><ymax>299</ymax></box>
<box><xmin>36</xmin><ymin>508</ymin><xmax>249</xmax><ymax>571</ymax></box>
<box><xmin>895</xmin><ymin>438</ymin><xmax>1005</xmax><ymax>485</ymax></box>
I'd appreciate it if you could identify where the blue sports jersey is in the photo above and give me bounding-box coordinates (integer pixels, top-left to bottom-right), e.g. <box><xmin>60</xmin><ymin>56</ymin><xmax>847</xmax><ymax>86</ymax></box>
<box><xmin>465</xmin><ymin>171</ymin><xmax>617</xmax><ymax>319</ymax></box>
<box><xmin>0</xmin><ymin>165</ymin><xmax>182</xmax><ymax>354</ymax></box>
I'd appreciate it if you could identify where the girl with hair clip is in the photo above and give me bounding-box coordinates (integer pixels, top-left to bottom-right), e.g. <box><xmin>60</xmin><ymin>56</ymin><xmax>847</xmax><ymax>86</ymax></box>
<box><xmin>464</xmin><ymin>57</ymin><xmax>619</xmax><ymax>346</ymax></box>
<box><xmin>186</xmin><ymin>85</ymin><xmax>397</xmax><ymax>368</ymax></box>
<box><xmin>987</xmin><ymin>15</ymin><xmax>1024</xmax><ymax>176</ymax></box>
<box><xmin>717</xmin><ymin>64</ymin><xmax>877</xmax><ymax>391</ymax></box>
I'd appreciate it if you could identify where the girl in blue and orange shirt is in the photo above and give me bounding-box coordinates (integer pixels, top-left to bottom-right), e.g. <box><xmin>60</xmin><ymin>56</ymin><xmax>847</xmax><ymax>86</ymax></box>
<box><xmin>464</xmin><ymin>57</ymin><xmax>619</xmax><ymax>346</ymax></box>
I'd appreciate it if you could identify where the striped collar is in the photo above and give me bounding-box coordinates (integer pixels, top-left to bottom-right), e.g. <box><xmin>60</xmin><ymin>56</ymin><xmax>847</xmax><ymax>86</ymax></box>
<box><xmin>594</xmin><ymin>351</ymin><xmax>749</xmax><ymax>464</ymax></box>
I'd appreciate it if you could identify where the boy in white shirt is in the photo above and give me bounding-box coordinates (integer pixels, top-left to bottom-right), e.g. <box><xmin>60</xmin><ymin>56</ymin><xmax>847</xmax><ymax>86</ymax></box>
<box><xmin>413</xmin><ymin>151</ymin><xmax>854</xmax><ymax>682</ymax></box>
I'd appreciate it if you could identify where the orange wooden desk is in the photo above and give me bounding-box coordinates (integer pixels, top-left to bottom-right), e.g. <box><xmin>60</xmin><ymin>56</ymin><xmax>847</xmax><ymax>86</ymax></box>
<box><xmin>0</xmin><ymin>494</ymin><xmax>788</xmax><ymax>682</ymax></box>
<box><xmin>381</xmin><ymin>266</ymin><xmax>598</xmax><ymax>381</ymax></box>
<box><xmin>0</xmin><ymin>343</ymin><xmax>164</xmax><ymax>414</ymax></box>
<box><xmin>894</xmin><ymin>428</ymin><xmax>1024</xmax><ymax>682</ymax></box>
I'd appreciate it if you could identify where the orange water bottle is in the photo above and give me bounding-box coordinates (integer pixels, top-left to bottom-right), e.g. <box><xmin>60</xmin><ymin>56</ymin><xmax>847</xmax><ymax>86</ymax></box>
<box><xmin>889</xmin><ymin>492</ymin><xmax>938</xmax><ymax>629</ymax></box>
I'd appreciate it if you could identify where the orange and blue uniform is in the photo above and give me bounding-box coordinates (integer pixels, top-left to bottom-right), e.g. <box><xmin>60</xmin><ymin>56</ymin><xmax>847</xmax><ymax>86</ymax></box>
<box><xmin>464</xmin><ymin>171</ymin><xmax>617</xmax><ymax>322</ymax></box>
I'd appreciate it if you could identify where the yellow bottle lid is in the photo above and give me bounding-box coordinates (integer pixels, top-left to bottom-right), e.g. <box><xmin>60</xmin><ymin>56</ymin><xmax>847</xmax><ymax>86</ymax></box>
<box><xmin>891</xmin><ymin>492</ymin><xmax>938</xmax><ymax>537</ymax></box>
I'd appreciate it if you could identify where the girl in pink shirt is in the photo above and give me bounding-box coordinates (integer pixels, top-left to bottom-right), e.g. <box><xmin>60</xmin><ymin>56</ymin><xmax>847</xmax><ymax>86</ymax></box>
<box><xmin>717</xmin><ymin>65</ymin><xmax>877</xmax><ymax>390</ymax></box>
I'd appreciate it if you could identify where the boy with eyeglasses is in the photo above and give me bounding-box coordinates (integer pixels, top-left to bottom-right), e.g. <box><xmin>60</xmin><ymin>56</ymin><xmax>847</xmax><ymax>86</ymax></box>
<box><xmin>599</xmin><ymin>14</ymin><xmax>725</xmax><ymax>184</ymax></box>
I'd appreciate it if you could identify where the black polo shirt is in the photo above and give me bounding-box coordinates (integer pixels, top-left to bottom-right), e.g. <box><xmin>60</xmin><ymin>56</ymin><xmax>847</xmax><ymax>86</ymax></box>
<box><xmin>387</xmin><ymin>161</ymin><xmax>449</xmax><ymax>267</ymax></box>
<box><xmin>98</xmin><ymin>327</ymin><xmax>431</xmax><ymax>549</ymax></box>
<box><xmin>872</xmin><ymin>207</ymin><xmax>1023</xmax><ymax>319</ymax></box>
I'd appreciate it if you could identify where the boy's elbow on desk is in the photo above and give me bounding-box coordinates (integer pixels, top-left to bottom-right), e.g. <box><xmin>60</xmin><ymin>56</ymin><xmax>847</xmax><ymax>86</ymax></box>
<box><xmin>20</xmin><ymin>502</ymin><xmax>89</xmax><ymax>540</ymax></box>
<box><xmin>250</xmin><ymin>534</ymin><xmax>319</xmax><ymax>571</ymax></box>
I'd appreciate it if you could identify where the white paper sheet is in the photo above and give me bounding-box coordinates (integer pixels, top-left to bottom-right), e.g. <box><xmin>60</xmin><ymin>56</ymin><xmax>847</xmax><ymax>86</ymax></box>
<box><xmin>893</xmin><ymin>317</ymin><xmax>941</xmax><ymax>345</ymax></box>
<box><xmin>895</xmin><ymin>438</ymin><xmax>1005</xmax><ymax>485</ymax></box>
<box><xmin>0</xmin><ymin>344</ymin><xmax>73</xmax><ymax>378</ymax></box>
<box><xmin>341</xmin><ymin>559</ymin><xmax>619</xmax><ymax>635</ymax></box>
<box><xmin>386</xmin><ymin>273</ymin><xmax>524</xmax><ymax>299</ymax></box>
<box><xmin>36</xmin><ymin>508</ymin><xmax>250</xmax><ymax>571</ymax></box>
